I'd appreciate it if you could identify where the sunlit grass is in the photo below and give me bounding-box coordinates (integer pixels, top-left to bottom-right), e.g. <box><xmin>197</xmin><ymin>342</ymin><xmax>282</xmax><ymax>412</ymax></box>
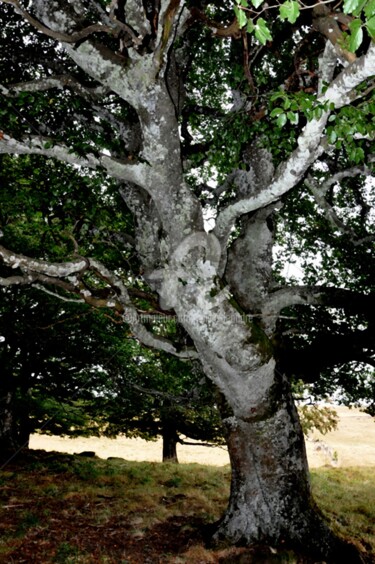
<box><xmin>311</xmin><ymin>466</ymin><xmax>375</xmax><ymax>554</ymax></box>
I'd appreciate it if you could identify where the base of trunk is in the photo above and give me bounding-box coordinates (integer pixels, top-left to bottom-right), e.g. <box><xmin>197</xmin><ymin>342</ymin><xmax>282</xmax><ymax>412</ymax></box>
<box><xmin>213</xmin><ymin>541</ymin><xmax>366</xmax><ymax>564</ymax></box>
<box><xmin>212</xmin><ymin>507</ymin><xmax>365</xmax><ymax>563</ymax></box>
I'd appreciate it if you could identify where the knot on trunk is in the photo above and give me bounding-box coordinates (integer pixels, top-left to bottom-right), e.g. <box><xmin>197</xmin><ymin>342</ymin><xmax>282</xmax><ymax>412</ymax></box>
<box><xmin>148</xmin><ymin>232</ymin><xmax>222</xmax><ymax>309</ymax></box>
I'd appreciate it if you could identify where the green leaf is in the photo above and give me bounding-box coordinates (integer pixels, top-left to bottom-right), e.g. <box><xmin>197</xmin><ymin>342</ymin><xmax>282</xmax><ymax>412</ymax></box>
<box><xmin>349</xmin><ymin>146</ymin><xmax>365</xmax><ymax>162</ymax></box>
<box><xmin>246</xmin><ymin>18</ymin><xmax>255</xmax><ymax>33</ymax></box>
<box><xmin>234</xmin><ymin>6</ymin><xmax>247</xmax><ymax>28</ymax></box>
<box><xmin>255</xmin><ymin>18</ymin><xmax>272</xmax><ymax>45</ymax></box>
<box><xmin>348</xmin><ymin>19</ymin><xmax>363</xmax><ymax>51</ymax></box>
<box><xmin>343</xmin><ymin>0</ymin><xmax>361</xmax><ymax>13</ymax></box>
<box><xmin>251</xmin><ymin>0</ymin><xmax>264</xmax><ymax>7</ymax></box>
<box><xmin>44</xmin><ymin>141</ymin><xmax>53</xmax><ymax>150</ymax></box>
<box><xmin>270</xmin><ymin>91</ymin><xmax>286</xmax><ymax>102</ymax></box>
<box><xmin>364</xmin><ymin>0</ymin><xmax>375</xmax><ymax>18</ymax></box>
<box><xmin>351</xmin><ymin>0</ymin><xmax>368</xmax><ymax>16</ymax></box>
<box><xmin>366</xmin><ymin>16</ymin><xmax>375</xmax><ymax>38</ymax></box>
<box><xmin>328</xmin><ymin>129</ymin><xmax>338</xmax><ymax>144</ymax></box>
<box><xmin>279</xmin><ymin>1</ymin><xmax>300</xmax><ymax>24</ymax></box>
<box><xmin>313</xmin><ymin>106</ymin><xmax>323</xmax><ymax>120</ymax></box>
<box><xmin>270</xmin><ymin>107</ymin><xmax>283</xmax><ymax>117</ymax></box>
<box><xmin>287</xmin><ymin>111</ymin><xmax>299</xmax><ymax>125</ymax></box>
<box><xmin>277</xmin><ymin>113</ymin><xmax>287</xmax><ymax>127</ymax></box>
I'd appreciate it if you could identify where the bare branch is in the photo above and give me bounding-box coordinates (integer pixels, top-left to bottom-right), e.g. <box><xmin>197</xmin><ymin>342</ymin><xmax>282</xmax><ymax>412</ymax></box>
<box><xmin>264</xmin><ymin>286</ymin><xmax>375</xmax><ymax>317</ymax></box>
<box><xmin>0</xmin><ymin>244</ymin><xmax>198</xmax><ymax>359</ymax></box>
<box><xmin>88</xmin><ymin>258</ymin><xmax>199</xmax><ymax>359</ymax></box>
<box><xmin>312</xmin><ymin>5</ymin><xmax>356</xmax><ymax>65</ymax></box>
<box><xmin>33</xmin><ymin>284</ymin><xmax>84</xmax><ymax>303</ymax></box>
<box><xmin>313</xmin><ymin>160</ymin><xmax>375</xmax><ymax>195</ymax></box>
<box><xmin>0</xmin><ymin>244</ymin><xmax>88</xmax><ymax>277</ymax></box>
<box><xmin>0</xmin><ymin>273</ymin><xmax>37</xmax><ymax>286</ymax></box>
<box><xmin>153</xmin><ymin>0</ymin><xmax>188</xmax><ymax>71</ymax></box>
<box><xmin>1</xmin><ymin>0</ymin><xmax>127</xmax><ymax>45</ymax></box>
<box><xmin>305</xmin><ymin>161</ymin><xmax>374</xmax><ymax>242</ymax></box>
<box><xmin>0</xmin><ymin>134</ymin><xmax>150</xmax><ymax>187</ymax></box>
<box><xmin>1</xmin><ymin>75</ymin><xmax>109</xmax><ymax>99</ymax></box>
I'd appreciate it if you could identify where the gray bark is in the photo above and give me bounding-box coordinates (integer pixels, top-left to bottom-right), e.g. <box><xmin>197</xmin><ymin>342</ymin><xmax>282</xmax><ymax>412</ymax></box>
<box><xmin>213</xmin><ymin>376</ymin><xmax>363</xmax><ymax>562</ymax></box>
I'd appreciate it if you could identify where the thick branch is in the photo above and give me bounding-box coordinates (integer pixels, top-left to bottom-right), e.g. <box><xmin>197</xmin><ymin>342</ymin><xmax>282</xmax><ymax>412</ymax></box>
<box><xmin>264</xmin><ymin>286</ymin><xmax>375</xmax><ymax>318</ymax></box>
<box><xmin>0</xmin><ymin>273</ymin><xmax>37</xmax><ymax>286</ymax></box>
<box><xmin>0</xmin><ymin>245</ymin><xmax>197</xmax><ymax>359</ymax></box>
<box><xmin>312</xmin><ymin>5</ymin><xmax>356</xmax><ymax>65</ymax></box>
<box><xmin>28</xmin><ymin>0</ymin><xmax>152</xmax><ymax>110</ymax></box>
<box><xmin>0</xmin><ymin>134</ymin><xmax>150</xmax><ymax>188</ymax></box>
<box><xmin>1</xmin><ymin>0</ymin><xmax>135</xmax><ymax>45</ymax></box>
<box><xmin>0</xmin><ymin>245</ymin><xmax>88</xmax><ymax>277</ymax></box>
<box><xmin>1</xmin><ymin>75</ymin><xmax>108</xmax><ymax>99</ymax></box>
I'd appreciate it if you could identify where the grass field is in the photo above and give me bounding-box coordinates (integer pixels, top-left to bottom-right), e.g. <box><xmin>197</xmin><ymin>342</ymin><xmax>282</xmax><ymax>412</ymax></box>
<box><xmin>29</xmin><ymin>406</ymin><xmax>375</xmax><ymax>468</ymax></box>
<box><xmin>0</xmin><ymin>450</ymin><xmax>374</xmax><ymax>563</ymax></box>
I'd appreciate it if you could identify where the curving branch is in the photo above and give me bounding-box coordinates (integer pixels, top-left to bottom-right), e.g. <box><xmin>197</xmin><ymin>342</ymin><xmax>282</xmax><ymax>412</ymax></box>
<box><xmin>1</xmin><ymin>75</ymin><xmax>109</xmax><ymax>99</ymax></box>
<box><xmin>264</xmin><ymin>285</ymin><xmax>375</xmax><ymax>318</ymax></box>
<box><xmin>0</xmin><ymin>134</ymin><xmax>150</xmax><ymax>187</ymax></box>
<box><xmin>85</xmin><ymin>258</ymin><xmax>199</xmax><ymax>359</ymax></box>
<box><xmin>0</xmin><ymin>245</ymin><xmax>198</xmax><ymax>360</ymax></box>
<box><xmin>305</xmin><ymin>160</ymin><xmax>375</xmax><ymax>243</ymax></box>
<box><xmin>0</xmin><ymin>273</ymin><xmax>38</xmax><ymax>287</ymax></box>
<box><xmin>312</xmin><ymin>5</ymin><xmax>356</xmax><ymax>65</ymax></box>
<box><xmin>0</xmin><ymin>244</ymin><xmax>88</xmax><ymax>277</ymax></box>
<box><xmin>213</xmin><ymin>40</ymin><xmax>375</xmax><ymax>246</ymax></box>
<box><xmin>1</xmin><ymin>0</ymin><xmax>138</xmax><ymax>46</ymax></box>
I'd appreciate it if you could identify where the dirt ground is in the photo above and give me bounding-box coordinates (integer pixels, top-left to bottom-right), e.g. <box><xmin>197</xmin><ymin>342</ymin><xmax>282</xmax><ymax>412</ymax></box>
<box><xmin>30</xmin><ymin>406</ymin><xmax>375</xmax><ymax>468</ymax></box>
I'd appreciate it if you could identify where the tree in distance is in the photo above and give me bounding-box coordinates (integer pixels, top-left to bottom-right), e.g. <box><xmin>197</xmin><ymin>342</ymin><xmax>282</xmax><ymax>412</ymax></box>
<box><xmin>0</xmin><ymin>1</ymin><xmax>374</xmax><ymax>561</ymax></box>
<box><xmin>0</xmin><ymin>283</ymin><xmax>223</xmax><ymax>462</ymax></box>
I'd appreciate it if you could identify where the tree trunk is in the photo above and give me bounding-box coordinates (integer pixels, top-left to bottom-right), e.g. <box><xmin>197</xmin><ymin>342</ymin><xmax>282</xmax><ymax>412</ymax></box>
<box><xmin>162</xmin><ymin>425</ymin><xmax>179</xmax><ymax>463</ymax></box>
<box><xmin>0</xmin><ymin>390</ymin><xmax>30</xmax><ymax>453</ymax></box>
<box><xmin>213</xmin><ymin>373</ymin><xmax>363</xmax><ymax>562</ymax></box>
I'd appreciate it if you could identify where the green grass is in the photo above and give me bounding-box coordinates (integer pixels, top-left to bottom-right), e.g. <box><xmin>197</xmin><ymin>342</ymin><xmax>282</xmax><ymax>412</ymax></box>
<box><xmin>311</xmin><ymin>467</ymin><xmax>375</xmax><ymax>555</ymax></box>
<box><xmin>0</xmin><ymin>451</ymin><xmax>374</xmax><ymax>563</ymax></box>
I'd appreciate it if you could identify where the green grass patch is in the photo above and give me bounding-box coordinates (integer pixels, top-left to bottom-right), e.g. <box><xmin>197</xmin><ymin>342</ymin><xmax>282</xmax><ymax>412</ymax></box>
<box><xmin>311</xmin><ymin>466</ymin><xmax>375</xmax><ymax>554</ymax></box>
<box><xmin>0</xmin><ymin>451</ymin><xmax>373</xmax><ymax>563</ymax></box>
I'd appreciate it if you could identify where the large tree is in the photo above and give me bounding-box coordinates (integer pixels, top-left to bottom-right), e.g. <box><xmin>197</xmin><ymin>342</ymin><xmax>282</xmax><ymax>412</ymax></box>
<box><xmin>0</xmin><ymin>0</ymin><xmax>374</xmax><ymax>560</ymax></box>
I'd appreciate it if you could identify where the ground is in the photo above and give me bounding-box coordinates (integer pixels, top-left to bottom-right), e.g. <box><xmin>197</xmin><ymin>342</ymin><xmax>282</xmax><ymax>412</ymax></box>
<box><xmin>1</xmin><ymin>406</ymin><xmax>374</xmax><ymax>563</ymax></box>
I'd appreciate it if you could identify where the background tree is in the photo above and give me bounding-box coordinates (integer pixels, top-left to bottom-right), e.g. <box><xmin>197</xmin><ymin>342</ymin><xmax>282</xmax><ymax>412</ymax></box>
<box><xmin>0</xmin><ymin>1</ymin><xmax>374</xmax><ymax>560</ymax></box>
<box><xmin>94</xmin><ymin>348</ymin><xmax>224</xmax><ymax>463</ymax></box>
<box><xmin>0</xmin><ymin>284</ymin><xmax>224</xmax><ymax>459</ymax></box>
<box><xmin>0</xmin><ymin>288</ymin><xmax>127</xmax><ymax>452</ymax></box>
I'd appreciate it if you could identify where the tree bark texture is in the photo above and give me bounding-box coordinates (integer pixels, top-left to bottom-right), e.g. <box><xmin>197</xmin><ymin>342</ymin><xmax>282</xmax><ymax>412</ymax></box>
<box><xmin>214</xmin><ymin>373</ymin><xmax>364</xmax><ymax>562</ymax></box>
